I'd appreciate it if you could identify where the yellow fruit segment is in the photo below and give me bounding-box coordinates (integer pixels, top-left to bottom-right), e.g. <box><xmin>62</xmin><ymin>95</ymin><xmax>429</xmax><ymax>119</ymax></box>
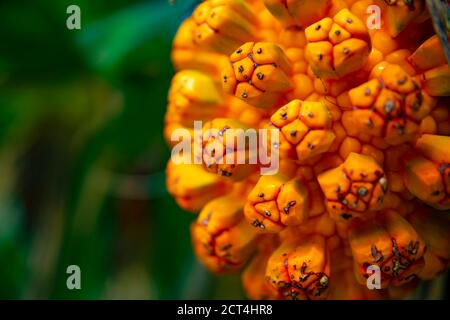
<box><xmin>245</xmin><ymin>173</ymin><xmax>311</xmax><ymax>232</ymax></box>
<box><xmin>318</xmin><ymin>153</ymin><xmax>387</xmax><ymax>222</ymax></box>
<box><xmin>222</xmin><ymin>42</ymin><xmax>293</xmax><ymax>108</ymax></box>
<box><xmin>345</xmin><ymin>63</ymin><xmax>436</xmax><ymax>145</ymax></box>
<box><xmin>192</xmin><ymin>195</ymin><xmax>258</xmax><ymax>273</ymax></box>
<box><xmin>192</xmin><ymin>0</ymin><xmax>257</xmax><ymax>54</ymax></box>
<box><xmin>270</xmin><ymin>100</ymin><xmax>335</xmax><ymax>162</ymax></box>
<box><xmin>166</xmin><ymin>157</ymin><xmax>230</xmax><ymax>212</ymax></box>
<box><xmin>305</xmin><ymin>9</ymin><xmax>370</xmax><ymax>79</ymax></box>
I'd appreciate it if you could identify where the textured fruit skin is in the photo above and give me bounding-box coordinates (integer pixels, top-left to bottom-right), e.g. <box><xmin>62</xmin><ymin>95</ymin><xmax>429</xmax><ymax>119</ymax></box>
<box><xmin>270</xmin><ymin>100</ymin><xmax>336</xmax><ymax>161</ymax></box>
<box><xmin>222</xmin><ymin>41</ymin><xmax>293</xmax><ymax>108</ymax></box>
<box><xmin>349</xmin><ymin>210</ymin><xmax>426</xmax><ymax>288</ymax></box>
<box><xmin>305</xmin><ymin>9</ymin><xmax>371</xmax><ymax>79</ymax></box>
<box><xmin>197</xmin><ymin>118</ymin><xmax>259</xmax><ymax>180</ymax></box>
<box><xmin>344</xmin><ymin>63</ymin><xmax>437</xmax><ymax>146</ymax></box>
<box><xmin>244</xmin><ymin>173</ymin><xmax>310</xmax><ymax>232</ymax></box>
<box><xmin>266</xmin><ymin>235</ymin><xmax>331</xmax><ymax>300</ymax></box>
<box><xmin>318</xmin><ymin>152</ymin><xmax>388</xmax><ymax>222</ymax></box>
<box><xmin>165</xmin><ymin>0</ymin><xmax>450</xmax><ymax>300</ymax></box>
<box><xmin>191</xmin><ymin>195</ymin><xmax>258</xmax><ymax>273</ymax></box>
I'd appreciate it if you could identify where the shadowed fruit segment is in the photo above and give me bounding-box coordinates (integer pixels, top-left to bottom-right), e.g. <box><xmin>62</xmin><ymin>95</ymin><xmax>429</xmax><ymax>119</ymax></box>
<box><xmin>349</xmin><ymin>210</ymin><xmax>426</xmax><ymax>288</ymax></box>
<box><xmin>266</xmin><ymin>235</ymin><xmax>331</xmax><ymax>300</ymax></box>
<box><xmin>403</xmin><ymin>134</ymin><xmax>450</xmax><ymax>209</ymax></box>
<box><xmin>318</xmin><ymin>152</ymin><xmax>388</xmax><ymax>222</ymax></box>
<box><xmin>419</xmin><ymin>65</ymin><xmax>450</xmax><ymax>97</ymax></box>
<box><xmin>222</xmin><ymin>41</ymin><xmax>293</xmax><ymax>108</ymax></box>
<box><xmin>165</xmin><ymin>0</ymin><xmax>449</xmax><ymax>300</ymax></box>
<box><xmin>382</xmin><ymin>0</ymin><xmax>425</xmax><ymax>38</ymax></box>
<box><xmin>242</xmin><ymin>236</ymin><xmax>281</xmax><ymax>299</ymax></box>
<box><xmin>407</xmin><ymin>209</ymin><xmax>450</xmax><ymax>279</ymax></box>
<box><xmin>408</xmin><ymin>35</ymin><xmax>449</xmax><ymax>72</ymax></box>
<box><xmin>191</xmin><ymin>195</ymin><xmax>258</xmax><ymax>273</ymax></box>
<box><xmin>269</xmin><ymin>100</ymin><xmax>336</xmax><ymax>162</ymax></box>
<box><xmin>264</xmin><ymin>0</ymin><xmax>332</xmax><ymax>28</ymax></box>
<box><xmin>305</xmin><ymin>9</ymin><xmax>371</xmax><ymax>79</ymax></box>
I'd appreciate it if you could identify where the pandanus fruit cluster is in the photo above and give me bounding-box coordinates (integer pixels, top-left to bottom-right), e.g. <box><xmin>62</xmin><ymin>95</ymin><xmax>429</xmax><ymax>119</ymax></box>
<box><xmin>165</xmin><ymin>0</ymin><xmax>450</xmax><ymax>299</ymax></box>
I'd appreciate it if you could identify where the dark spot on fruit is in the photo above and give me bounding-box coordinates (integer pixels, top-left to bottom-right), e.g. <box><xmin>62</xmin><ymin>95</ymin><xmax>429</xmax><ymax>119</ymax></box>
<box><xmin>284</xmin><ymin>201</ymin><xmax>296</xmax><ymax>214</ymax></box>
<box><xmin>371</xmin><ymin>244</ymin><xmax>384</xmax><ymax>263</ymax></box>
<box><xmin>358</xmin><ymin>187</ymin><xmax>369</xmax><ymax>197</ymax></box>
<box><xmin>219</xmin><ymin>170</ymin><xmax>232</xmax><ymax>177</ymax></box>
<box><xmin>397</xmin><ymin>76</ymin><xmax>408</xmax><ymax>85</ymax></box>
<box><xmin>341</xmin><ymin>213</ymin><xmax>352</xmax><ymax>220</ymax></box>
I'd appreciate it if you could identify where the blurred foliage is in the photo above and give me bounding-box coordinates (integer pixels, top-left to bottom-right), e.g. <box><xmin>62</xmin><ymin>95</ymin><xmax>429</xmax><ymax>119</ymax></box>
<box><xmin>0</xmin><ymin>0</ymin><xmax>245</xmax><ymax>299</ymax></box>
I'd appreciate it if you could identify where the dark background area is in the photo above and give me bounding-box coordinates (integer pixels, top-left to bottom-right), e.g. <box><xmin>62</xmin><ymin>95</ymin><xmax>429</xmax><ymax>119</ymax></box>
<box><xmin>0</xmin><ymin>0</ymin><xmax>245</xmax><ymax>299</ymax></box>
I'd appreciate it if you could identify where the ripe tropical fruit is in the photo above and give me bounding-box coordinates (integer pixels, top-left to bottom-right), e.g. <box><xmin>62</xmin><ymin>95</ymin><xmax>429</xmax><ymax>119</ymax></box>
<box><xmin>166</xmin><ymin>70</ymin><xmax>226</xmax><ymax>130</ymax></box>
<box><xmin>349</xmin><ymin>210</ymin><xmax>426</xmax><ymax>288</ymax></box>
<box><xmin>402</xmin><ymin>134</ymin><xmax>450</xmax><ymax>209</ymax></box>
<box><xmin>305</xmin><ymin>9</ymin><xmax>371</xmax><ymax>79</ymax></box>
<box><xmin>191</xmin><ymin>195</ymin><xmax>258</xmax><ymax>273</ymax></box>
<box><xmin>343</xmin><ymin>63</ymin><xmax>437</xmax><ymax>145</ymax></box>
<box><xmin>244</xmin><ymin>173</ymin><xmax>310</xmax><ymax>232</ymax></box>
<box><xmin>269</xmin><ymin>100</ymin><xmax>336</xmax><ymax>161</ymax></box>
<box><xmin>318</xmin><ymin>152</ymin><xmax>388</xmax><ymax>222</ymax></box>
<box><xmin>165</xmin><ymin>0</ymin><xmax>450</xmax><ymax>300</ymax></box>
<box><xmin>221</xmin><ymin>41</ymin><xmax>293</xmax><ymax>108</ymax></box>
<box><xmin>196</xmin><ymin>118</ymin><xmax>258</xmax><ymax>180</ymax></box>
<box><xmin>266</xmin><ymin>235</ymin><xmax>331</xmax><ymax>300</ymax></box>
<box><xmin>166</xmin><ymin>155</ymin><xmax>230</xmax><ymax>212</ymax></box>
<box><xmin>191</xmin><ymin>0</ymin><xmax>259</xmax><ymax>54</ymax></box>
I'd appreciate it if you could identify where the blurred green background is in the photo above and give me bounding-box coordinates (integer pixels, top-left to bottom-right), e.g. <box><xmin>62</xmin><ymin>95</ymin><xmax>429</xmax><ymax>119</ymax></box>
<box><xmin>0</xmin><ymin>0</ymin><xmax>245</xmax><ymax>299</ymax></box>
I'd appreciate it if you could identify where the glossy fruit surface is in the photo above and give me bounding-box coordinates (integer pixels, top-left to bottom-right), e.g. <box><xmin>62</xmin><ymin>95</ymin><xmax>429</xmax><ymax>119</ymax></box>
<box><xmin>165</xmin><ymin>0</ymin><xmax>450</xmax><ymax>300</ymax></box>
